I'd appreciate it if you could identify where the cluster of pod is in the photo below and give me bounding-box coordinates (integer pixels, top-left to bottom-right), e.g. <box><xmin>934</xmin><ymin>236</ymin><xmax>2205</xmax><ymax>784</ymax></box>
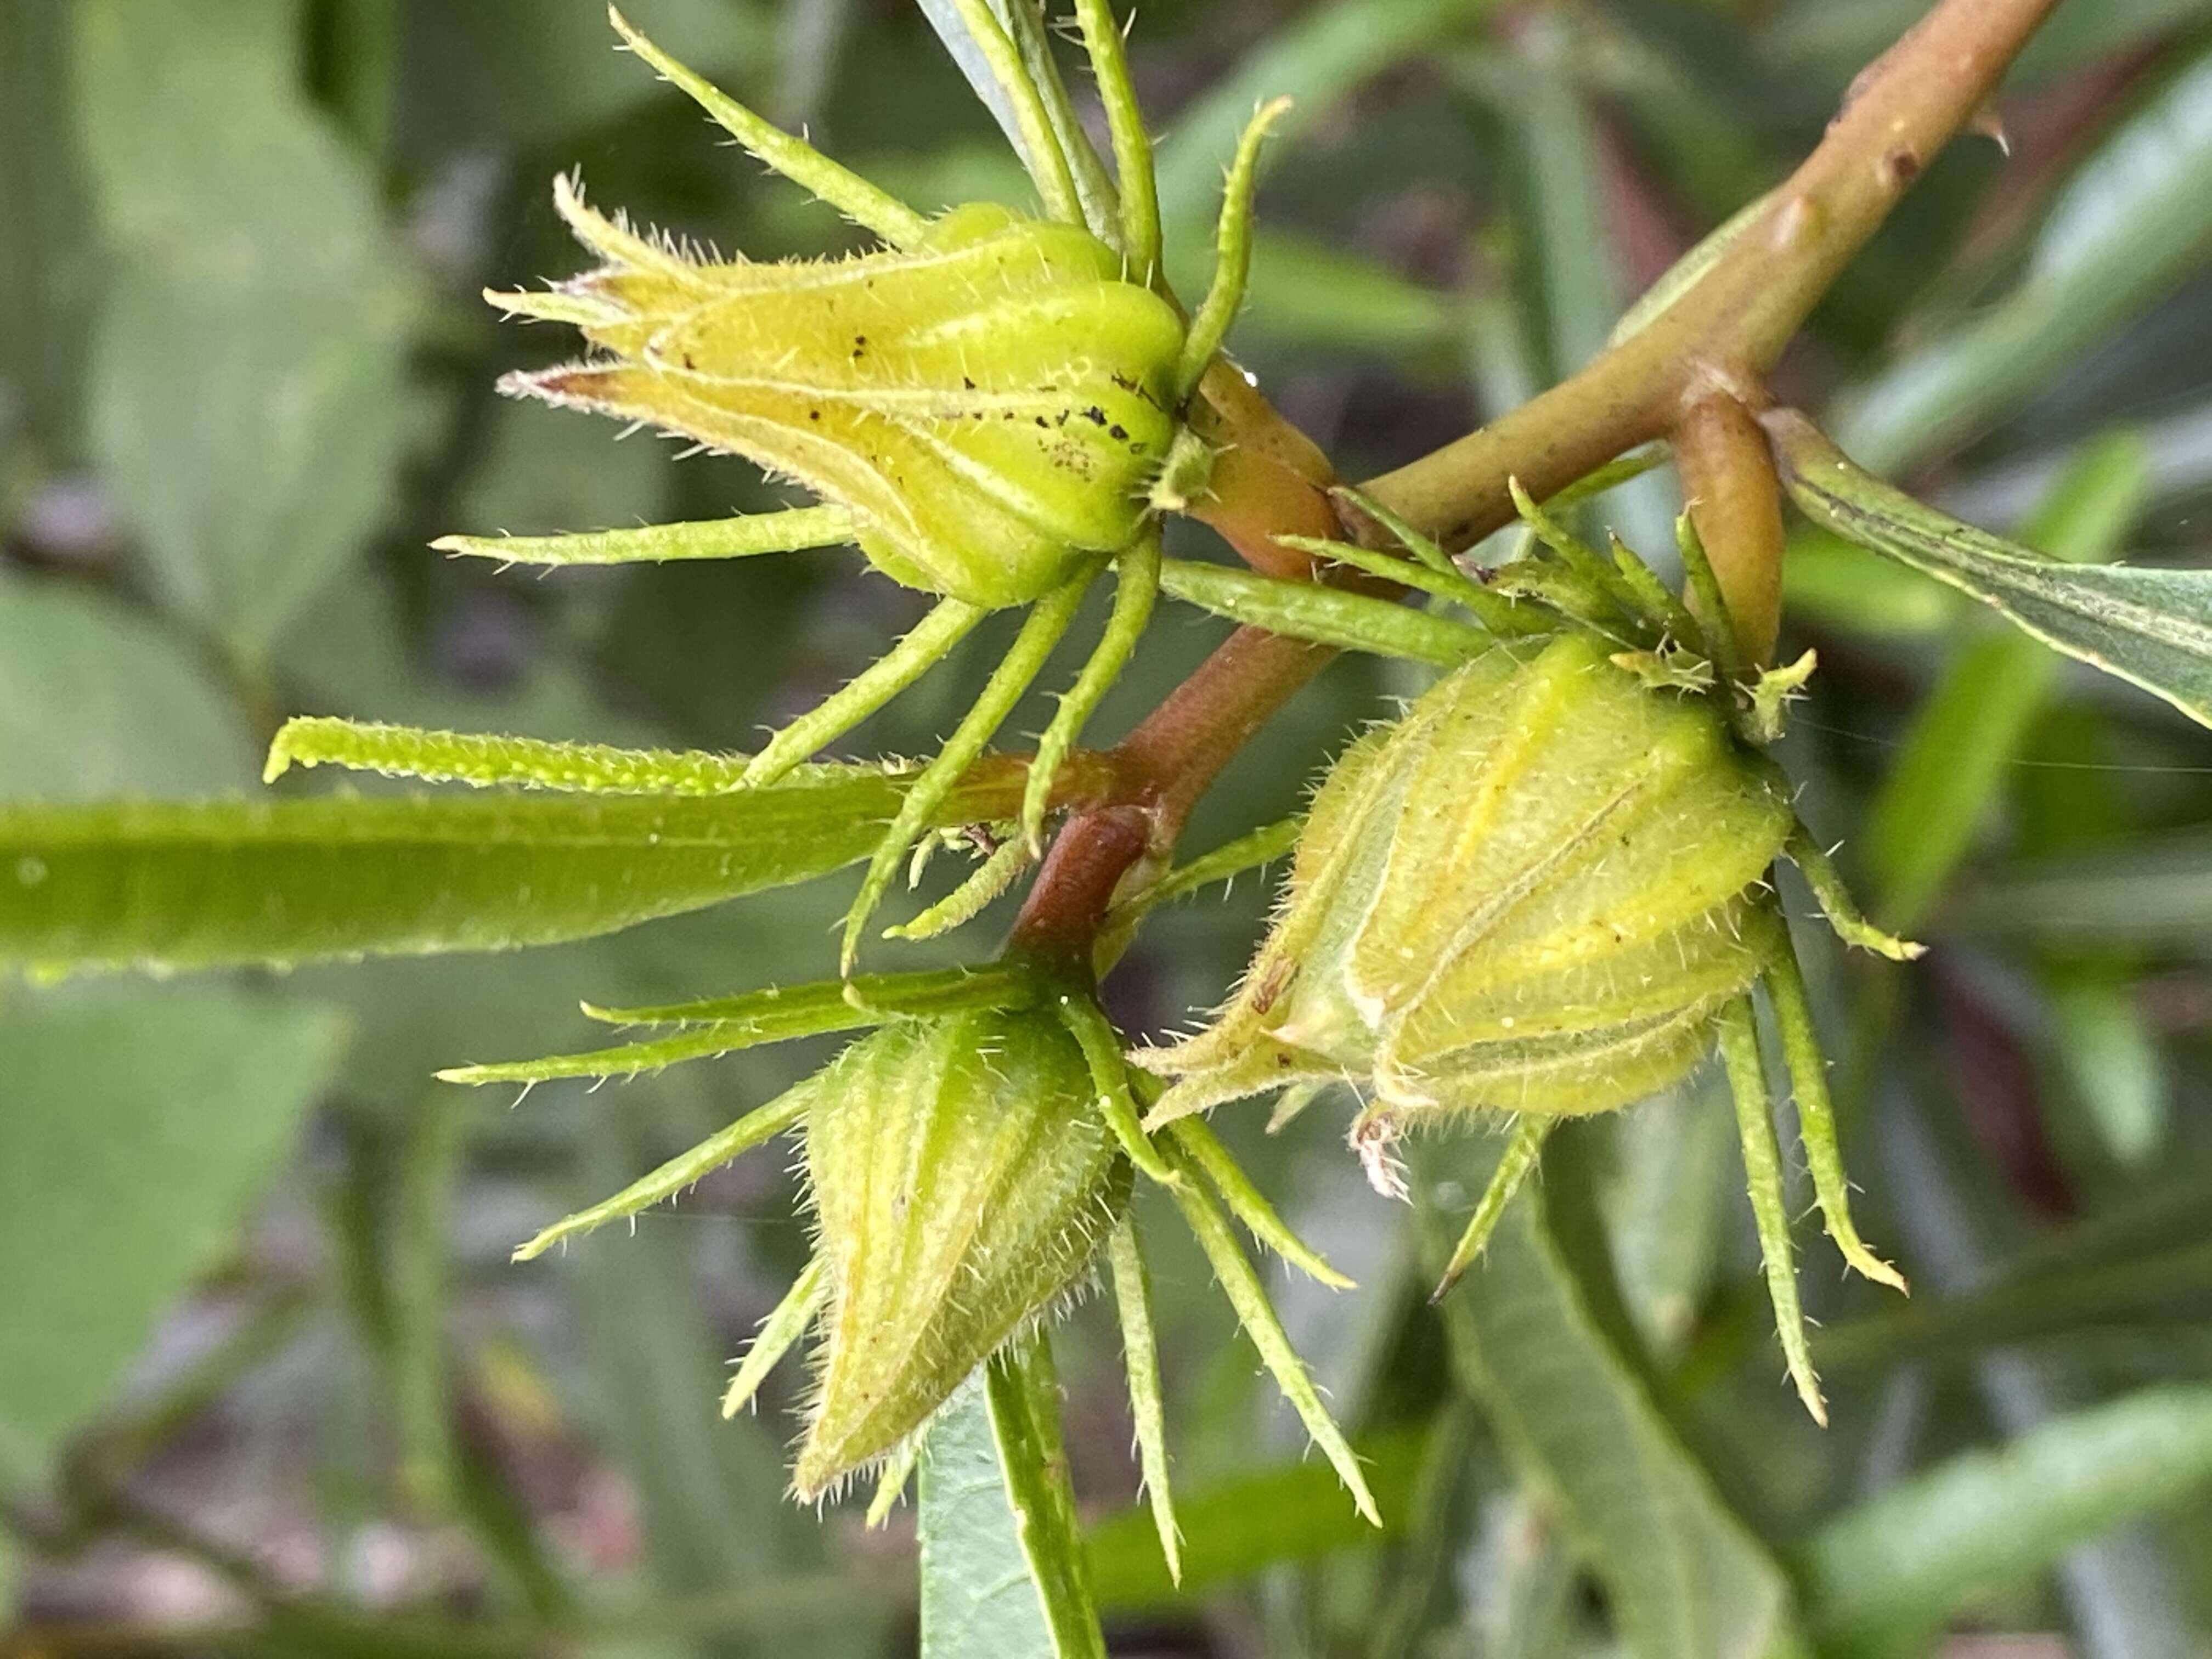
<box><xmin>416</xmin><ymin>3</ymin><xmax>1927</xmax><ymax>1553</ymax></box>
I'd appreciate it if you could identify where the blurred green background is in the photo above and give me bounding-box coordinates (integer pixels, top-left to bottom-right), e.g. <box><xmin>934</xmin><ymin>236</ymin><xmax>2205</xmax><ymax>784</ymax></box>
<box><xmin>7</xmin><ymin>1</ymin><xmax>2212</xmax><ymax>1654</ymax></box>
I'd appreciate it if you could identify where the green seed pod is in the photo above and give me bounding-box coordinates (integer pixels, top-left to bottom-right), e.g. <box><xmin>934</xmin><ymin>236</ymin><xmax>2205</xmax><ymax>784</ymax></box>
<box><xmin>794</xmin><ymin>1003</ymin><xmax>1129</xmax><ymax>1498</ymax></box>
<box><xmin>1137</xmin><ymin>629</ymin><xmax>1796</xmax><ymax>1131</ymax></box>
<box><xmin>500</xmin><ymin>189</ymin><xmax>1184</xmax><ymax>610</ymax></box>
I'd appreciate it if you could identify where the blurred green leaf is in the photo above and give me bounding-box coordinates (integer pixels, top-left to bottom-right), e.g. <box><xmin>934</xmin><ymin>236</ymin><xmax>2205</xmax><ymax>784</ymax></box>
<box><xmin>457</xmin><ymin>400</ymin><xmax>670</xmax><ymax>541</ymax></box>
<box><xmin>1860</xmin><ymin>431</ymin><xmax>2151</xmax><ymax>928</ymax></box>
<box><xmin>1164</xmin><ymin>229</ymin><xmax>1453</xmax><ymax>358</ymax></box>
<box><xmin>1604</xmin><ymin>1080</ymin><xmax>1736</xmax><ymax>1359</ymax></box>
<box><xmin>0</xmin><ymin>985</ymin><xmax>346</xmax><ymax>1485</ymax></box>
<box><xmin>1086</xmin><ymin>1428</ymin><xmax>1425</xmax><ymax>1612</ymax></box>
<box><xmin>1502</xmin><ymin>11</ymin><xmax>1620</xmax><ymax>381</ymax></box>
<box><xmin>919</xmin><ymin>1369</ymin><xmax>1056</xmax><ymax>1659</ymax></box>
<box><xmin>1413</xmin><ymin>1136</ymin><xmax>1800</xmax><ymax>1659</ymax></box>
<box><xmin>1153</xmin><ymin>0</ymin><xmax>1496</xmax><ymax>226</ymax></box>
<box><xmin>1972</xmin><ymin>827</ymin><xmax>2212</xmax><ymax>947</ymax></box>
<box><xmin>1772</xmin><ymin>412</ymin><xmax>2212</xmax><ymax>731</ymax></box>
<box><xmin>1780</xmin><ymin>528</ymin><xmax>1962</xmax><ymax>639</ymax></box>
<box><xmin>1835</xmin><ymin>41</ymin><xmax>2212</xmax><ymax>470</ymax></box>
<box><xmin>76</xmin><ymin>0</ymin><xmax>419</xmax><ymax>665</ymax></box>
<box><xmin>0</xmin><ymin>0</ymin><xmax>94</xmax><ymax>466</ymax></box>
<box><xmin>562</xmin><ymin>1111</ymin><xmax>802</xmax><ymax>1651</ymax></box>
<box><xmin>0</xmin><ymin>576</ymin><xmax>256</xmax><ymax>799</ymax></box>
<box><xmin>1767</xmin><ymin>0</ymin><xmax>2212</xmax><ymax>88</ymax></box>
<box><xmin>1799</xmin><ymin>1384</ymin><xmax>2212</xmax><ymax>1655</ymax></box>
<box><xmin>2049</xmin><ymin>966</ymin><xmax>2169</xmax><ymax>1170</ymax></box>
<box><xmin>0</xmin><ymin>768</ymin><xmax>990</xmax><ymax>972</ymax></box>
<box><xmin>1816</xmin><ymin>1178</ymin><xmax>2212</xmax><ymax>1374</ymax></box>
<box><xmin>400</xmin><ymin>0</ymin><xmax>774</xmax><ymax>149</ymax></box>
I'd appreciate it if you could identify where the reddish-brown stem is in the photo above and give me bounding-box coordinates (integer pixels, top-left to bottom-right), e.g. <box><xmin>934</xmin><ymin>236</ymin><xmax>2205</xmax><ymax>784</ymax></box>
<box><xmin>1011</xmin><ymin>0</ymin><xmax>2063</xmax><ymax>965</ymax></box>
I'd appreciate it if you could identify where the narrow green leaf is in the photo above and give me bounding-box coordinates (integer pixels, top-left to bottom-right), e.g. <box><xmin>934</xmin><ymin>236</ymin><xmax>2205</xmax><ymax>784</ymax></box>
<box><xmin>919</xmin><ymin>1369</ymin><xmax>1057</xmax><ymax>1659</ymax></box>
<box><xmin>1817</xmin><ymin>1238</ymin><xmax>2212</xmax><ymax>1376</ymax></box>
<box><xmin>1769</xmin><ymin>411</ymin><xmax>2212</xmax><ymax>730</ymax></box>
<box><xmin>0</xmin><ymin>764</ymin><xmax>1024</xmax><ymax>972</ymax></box>
<box><xmin>1860</xmin><ymin>432</ymin><xmax>2152</xmax><ymax>929</ymax></box>
<box><xmin>1801</xmin><ymin>1385</ymin><xmax>2212</xmax><ymax>1654</ymax></box>
<box><xmin>1412</xmin><ymin>1135</ymin><xmax>1799</xmax><ymax>1659</ymax></box>
<box><xmin>1159</xmin><ymin>558</ymin><xmax>1494</xmax><ymax>665</ymax></box>
<box><xmin>2048</xmin><ymin>973</ymin><xmax>2167</xmax><ymax>1166</ymax></box>
<box><xmin>1769</xmin><ymin>0</ymin><xmax>2212</xmax><ymax>89</ymax></box>
<box><xmin>1780</xmin><ymin>528</ymin><xmax>1962</xmax><ymax>639</ymax></box>
<box><xmin>913</xmin><ymin>0</ymin><xmax>1030</xmax><ymax>176</ymax></box>
<box><xmin>0</xmin><ymin>987</ymin><xmax>347</xmax><ymax>1486</ymax></box>
<box><xmin>985</xmin><ymin>1334</ymin><xmax>1107</xmax><ymax>1659</ymax></box>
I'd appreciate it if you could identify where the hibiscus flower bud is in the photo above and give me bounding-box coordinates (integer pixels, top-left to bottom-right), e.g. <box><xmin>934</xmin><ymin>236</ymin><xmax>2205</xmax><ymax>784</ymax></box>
<box><xmin>794</xmin><ymin>1002</ymin><xmax>1128</xmax><ymax>1498</ymax></box>
<box><xmin>497</xmin><ymin>185</ymin><xmax>1186</xmax><ymax>610</ymax></box>
<box><xmin>1136</xmin><ymin>629</ymin><xmax>1796</xmax><ymax>1136</ymax></box>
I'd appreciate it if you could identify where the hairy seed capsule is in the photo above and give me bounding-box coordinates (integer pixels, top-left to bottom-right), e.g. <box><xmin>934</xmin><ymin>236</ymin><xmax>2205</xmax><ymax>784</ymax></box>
<box><xmin>794</xmin><ymin>1004</ymin><xmax>1129</xmax><ymax>1498</ymax></box>
<box><xmin>1137</xmin><ymin>630</ymin><xmax>1797</xmax><ymax>1128</ymax></box>
<box><xmin>503</xmin><ymin>193</ymin><xmax>1186</xmax><ymax>608</ymax></box>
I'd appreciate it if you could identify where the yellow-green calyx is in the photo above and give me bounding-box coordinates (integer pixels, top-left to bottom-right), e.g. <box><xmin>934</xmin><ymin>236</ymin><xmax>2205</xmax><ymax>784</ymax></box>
<box><xmin>498</xmin><ymin>190</ymin><xmax>1184</xmax><ymax>609</ymax></box>
<box><xmin>1136</xmin><ymin>629</ymin><xmax>1795</xmax><ymax>1134</ymax></box>
<box><xmin>1133</xmin><ymin>572</ymin><xmax>1921</xmax><ymax>1424</ymax></box>
<box><xmin>795</xmin><ymin>1004</ymin><xmax>1128</xmax><ymax>1499</ymax></box>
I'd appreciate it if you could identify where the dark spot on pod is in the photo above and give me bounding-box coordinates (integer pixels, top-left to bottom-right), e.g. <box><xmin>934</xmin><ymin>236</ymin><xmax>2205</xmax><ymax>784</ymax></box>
<box><xmin>1081</xmin><ymin>405</ymin><xmax>1108</xmax><ymax>426</ymax></box>
<box><xmin>809</xmin><ymin>409</ymin><xmax>821</xmax><ymax>421</ymax></box>
<box><xmin>1108</xmin><ymin>423</ymin><xmax>1127</xmax><ymax>441</ymax></box>
<box><xmin>1035</xmin><ymin>416</ymin><xmax>1049</xmax><ymax>427</ymax></box>
<box><xmin>962</xmin><ymin>376</ymin><xmax>977</xmax><ymax>390</ymax></box>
